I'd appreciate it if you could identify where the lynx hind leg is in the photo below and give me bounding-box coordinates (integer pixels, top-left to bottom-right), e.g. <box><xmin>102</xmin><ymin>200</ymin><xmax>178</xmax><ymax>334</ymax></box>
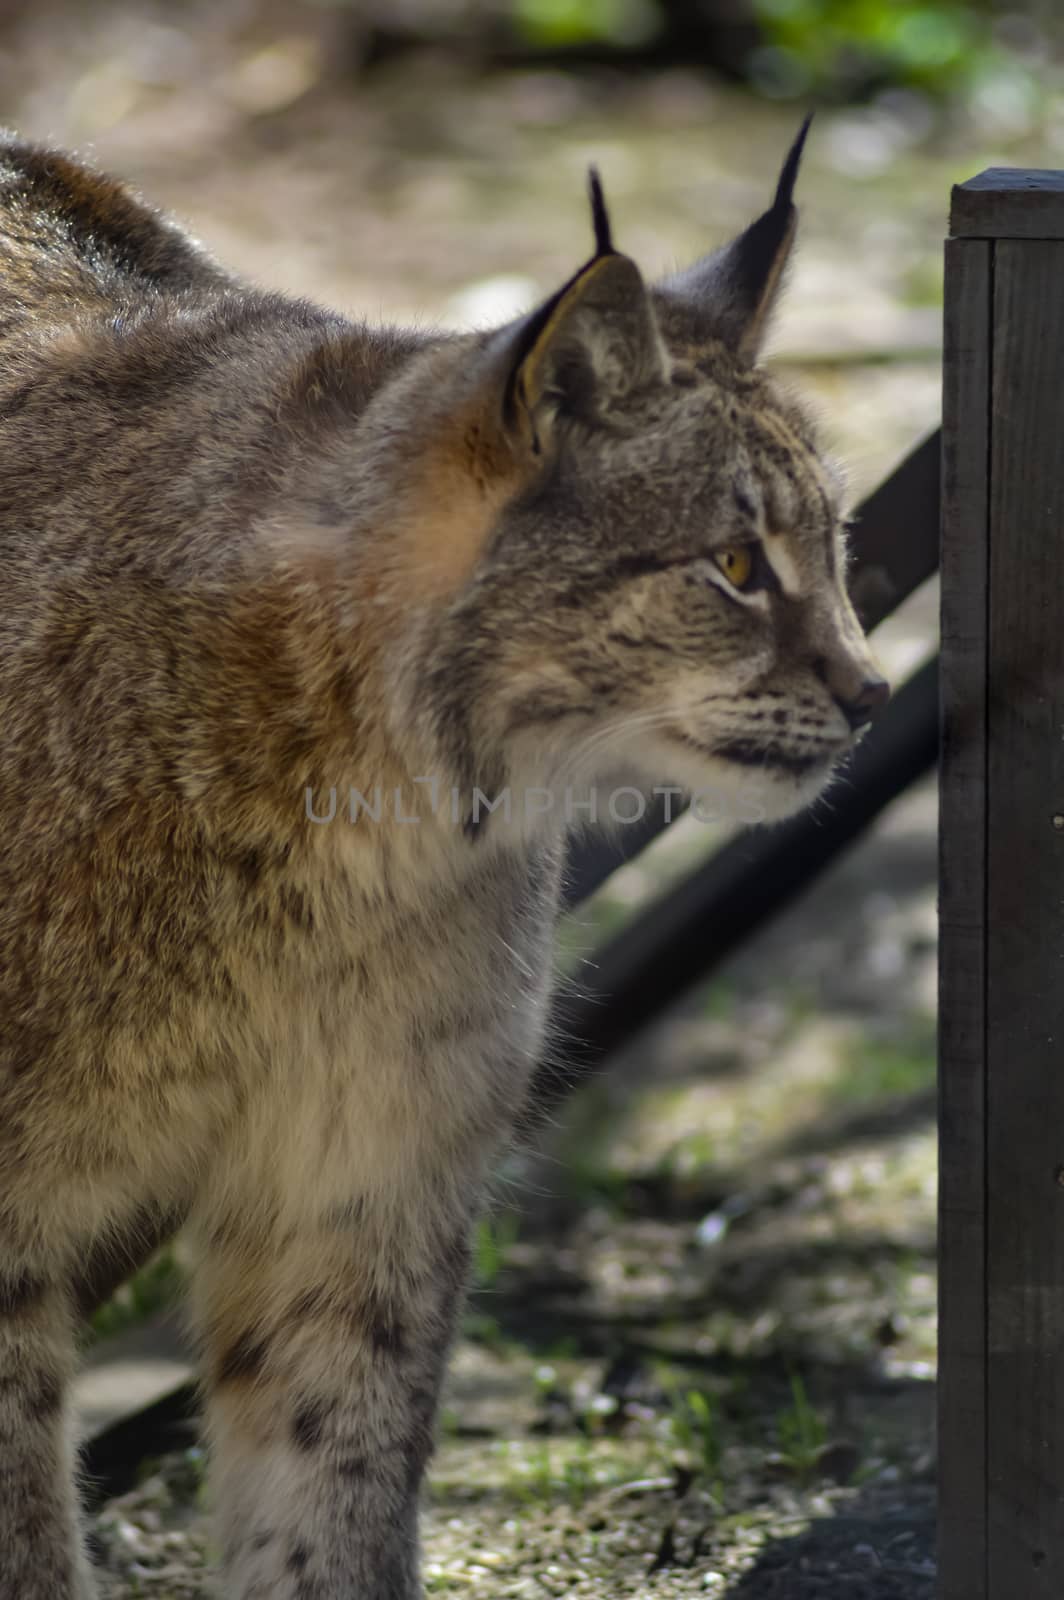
<box><xmin>0</xmin><ymin>1267</ymin><xmax>93</xmax><ymax>1600</ymax></box>
<box><xmin>194</xmin><ymin>1196</ymin><xmax>471</xmax><ymax>1600</ymax></box>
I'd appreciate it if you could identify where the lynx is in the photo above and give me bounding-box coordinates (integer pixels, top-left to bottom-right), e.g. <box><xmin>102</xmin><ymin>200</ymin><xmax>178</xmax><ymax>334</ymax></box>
<box><xmin>0</xmin><ymin>119</ymin><xmax>887</xmax><ymax>1598</ymax></box>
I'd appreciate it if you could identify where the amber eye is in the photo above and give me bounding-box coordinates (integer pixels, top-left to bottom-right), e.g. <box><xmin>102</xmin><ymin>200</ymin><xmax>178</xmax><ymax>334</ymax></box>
<box><xmin>713</xmin><ymin>544</ymin><xmax>756</xmax><ymax>590</ymax></box>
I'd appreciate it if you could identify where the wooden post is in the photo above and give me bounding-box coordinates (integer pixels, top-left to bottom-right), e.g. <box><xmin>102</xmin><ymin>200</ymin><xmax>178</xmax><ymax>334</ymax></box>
<box><xmin>941</xmin><ymin>169</ymin><xmax>1064</xmax><ymax>1599</ymax></box>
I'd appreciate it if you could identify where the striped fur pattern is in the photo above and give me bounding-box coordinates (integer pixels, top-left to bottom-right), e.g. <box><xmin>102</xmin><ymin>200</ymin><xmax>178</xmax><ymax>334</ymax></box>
<box><xmin>0</xmin><ymin>124</ymin><xmax>885</xmax><ymax>1598</ymax></box>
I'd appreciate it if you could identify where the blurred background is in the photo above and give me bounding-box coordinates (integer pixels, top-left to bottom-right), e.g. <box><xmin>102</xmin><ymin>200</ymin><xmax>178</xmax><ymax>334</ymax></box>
<box><xmin>5</xmin><ymin>0</ymin><xmax>1061</xmax><ymax>488</ymax></box>
<box><xmin>25</xmin><ymin>4</ymin><xmax>1056</xmax><ymax>1596</ymax></box>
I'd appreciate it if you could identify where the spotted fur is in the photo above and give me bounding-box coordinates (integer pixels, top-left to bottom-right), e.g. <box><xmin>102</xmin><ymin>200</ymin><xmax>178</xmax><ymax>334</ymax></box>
<box><xmin>0</xmin><ymin>122</ymin><xmax>885</xmax><ymax>1599</ymax></box>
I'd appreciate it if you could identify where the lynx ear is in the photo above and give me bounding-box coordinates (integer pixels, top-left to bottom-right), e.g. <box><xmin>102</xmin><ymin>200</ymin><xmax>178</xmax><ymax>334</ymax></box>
<box><xmin>487</xmin><ymin>171</ymin><xmax>668</xmax><ymax>450</ymax></box>
<box><xmin>657</xmin><ymin>115</ymin><xmax>812</xmax><ymax>363</ymax></box>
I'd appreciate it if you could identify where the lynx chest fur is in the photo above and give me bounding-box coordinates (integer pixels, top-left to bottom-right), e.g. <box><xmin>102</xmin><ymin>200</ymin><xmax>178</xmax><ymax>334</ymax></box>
<box><xmin>0</xmin><ymin>125</ymin><xmax>887</xmax><ymax>1600</ymax></box>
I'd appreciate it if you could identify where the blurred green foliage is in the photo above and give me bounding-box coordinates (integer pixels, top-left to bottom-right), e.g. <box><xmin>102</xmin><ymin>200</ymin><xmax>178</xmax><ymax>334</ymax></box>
<box><xmin>89</xmin><ymin>1247</ymin><xmax>183</xmax><ymax>1343</ymax></box>
<box><xmin>508</xmin><ymin>0</ymin><xmax>1049</xmax><ymax>102</ymax></box>
<box><xmin>472</xmin><ymin>1209</ymin><xmax>521</xmax><ymax>1286</ymax></box>
<box><xmin>749</xmin><ymin>0</ymin><xmax>1002</xmax><ymax>97</ymax></box>
<box><xmin>775</xmin><ymin>1373</ymin><xmax>829</xmax><ymax>1479</ymax></box>
<box><xmin>514</xmin><ymin>0</ymin><xmax>661</xmax><ymax>49</ymax></box>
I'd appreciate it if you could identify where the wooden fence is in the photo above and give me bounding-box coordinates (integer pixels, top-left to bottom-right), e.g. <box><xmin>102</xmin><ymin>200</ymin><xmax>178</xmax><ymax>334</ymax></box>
<box><xmin>940</xmin><ymin>168</ymin><xmax>1064</xmax><ymax>1600</ymax></box>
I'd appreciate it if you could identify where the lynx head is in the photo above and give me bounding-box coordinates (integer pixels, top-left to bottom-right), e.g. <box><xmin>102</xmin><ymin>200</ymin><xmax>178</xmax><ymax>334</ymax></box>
<box><xmin>379</xmin><ymin>119</ymin><xmax>887</xmax><ymax>831</ymax></box>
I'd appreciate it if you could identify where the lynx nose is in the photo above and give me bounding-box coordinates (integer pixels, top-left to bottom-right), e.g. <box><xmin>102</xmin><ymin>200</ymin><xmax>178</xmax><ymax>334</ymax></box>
<box><xmin>814</xmin><ymin>654</ymin><xmax>891</xmax><ymax>730</ymax></box>
<box><xmin>836</xmin><ymin>674</ymin><xmax>891</xmax><ymax>730</ymax></box>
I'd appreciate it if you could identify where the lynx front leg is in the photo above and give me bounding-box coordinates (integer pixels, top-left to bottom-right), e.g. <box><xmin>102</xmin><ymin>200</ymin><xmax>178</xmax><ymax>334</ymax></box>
<box><xmin>0</xmin><ymin>1268</ymin><xmax>93</xmax><ymax>1600</ymax></box>
<box><xmin>195</xmin><ymin>1196</ymin><xmax>471</xmax><ymax>1600</ymax></box>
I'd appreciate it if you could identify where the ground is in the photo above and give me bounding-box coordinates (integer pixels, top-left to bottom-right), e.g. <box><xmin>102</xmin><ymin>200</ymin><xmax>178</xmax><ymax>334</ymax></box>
<box><xmin>2</xmin><ymin>4</ymin><xmax>1009</xmax><ymax>1591</ymax></box>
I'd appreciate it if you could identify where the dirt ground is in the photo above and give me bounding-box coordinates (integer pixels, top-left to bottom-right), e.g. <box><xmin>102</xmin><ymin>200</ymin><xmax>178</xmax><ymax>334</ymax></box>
<box><xmin>0</xmin><ymin>3</ymin><xmax>997</xmax><ymax>1592</ymax></box>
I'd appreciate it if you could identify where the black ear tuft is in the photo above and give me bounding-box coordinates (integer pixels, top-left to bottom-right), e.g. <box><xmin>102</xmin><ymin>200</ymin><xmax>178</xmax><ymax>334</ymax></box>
<box><xmin>587</xmin><ymin>166</ymin><xmax>614</xmax><ymax>258</ymax></box>
<box><xmin>653</xmin><ymin>113</ymin><xmax>813</xmax><ymax>362</ymax></box>
<box><xmin>476</xmin><ymin>170</ymin><xmax>663</xmax><ymax>452</ymax></box>
<box><xmin>726</xmin><ymin>111</ymin><xmax>812</xmax><ymax>327</ymax></box>
<box><xmin>773</xmin><ymin>112</ymin><xmax>813</xmax><ymax>214</ymax></box>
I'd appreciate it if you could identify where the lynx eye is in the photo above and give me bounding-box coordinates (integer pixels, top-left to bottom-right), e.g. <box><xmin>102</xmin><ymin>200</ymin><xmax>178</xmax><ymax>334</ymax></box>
<box><xmin>713</xmin><ymin>544</ymin><xmax>757</xmax><ymax>591</ymax></box>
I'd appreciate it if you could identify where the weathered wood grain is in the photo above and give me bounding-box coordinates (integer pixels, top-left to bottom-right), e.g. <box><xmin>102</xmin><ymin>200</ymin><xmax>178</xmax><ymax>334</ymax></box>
<box><xmin>938</xmin><ymin>232</ymin><xmax>991</xmax><ymax>1600</ymax></box>
<box><xmin>952</xmin><ymin>169</ymin><xmax>1064</xmax><ymax>239</ymax></box>
<box><xmin>985</xmin><ymin>237</ymin><xmax>1064</xmax><ymax>1598</ymax></box>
